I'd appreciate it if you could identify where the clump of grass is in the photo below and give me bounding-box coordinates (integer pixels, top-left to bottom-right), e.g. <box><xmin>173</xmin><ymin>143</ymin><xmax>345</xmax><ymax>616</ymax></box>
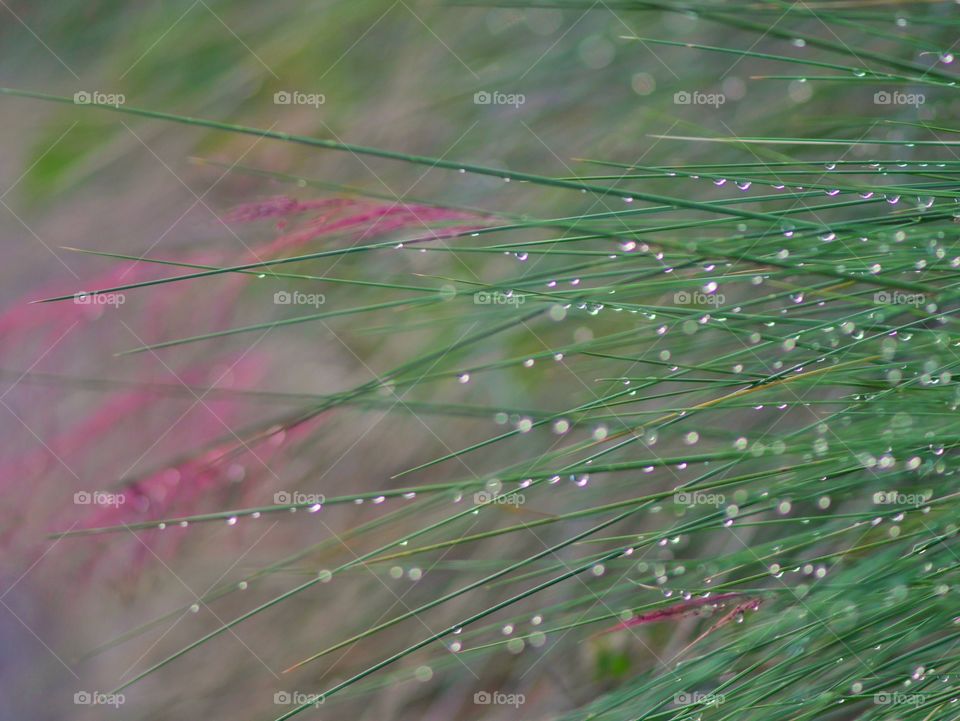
<box><xmin>5</xmin><ymin>2</ymin><xmax>960</xmax><ymax>720</ymax></box>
